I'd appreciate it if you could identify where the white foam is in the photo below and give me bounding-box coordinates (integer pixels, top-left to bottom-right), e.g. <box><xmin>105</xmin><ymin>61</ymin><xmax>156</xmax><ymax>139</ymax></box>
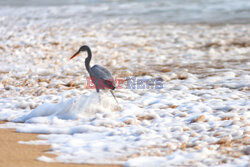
<box><xmin>125</xmin><ymin>148</ymin><xmax>216</xmax><ymax>167</ymax></box>
<box><xmin>37</xmin><ymin>156</ymin><xmax>55</xmax><ymax>163</ymax></box>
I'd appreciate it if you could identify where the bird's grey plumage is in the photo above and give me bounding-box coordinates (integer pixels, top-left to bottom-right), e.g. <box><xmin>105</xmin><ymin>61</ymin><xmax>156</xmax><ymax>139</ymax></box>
<box><xmin>91</xmin><ymin>65</ymin><xmax>113</xmax><ymax>81</ymax></box>
<box><xmin>90</xmin><ymin>65</ymin><xmax>115</xmax><ymax>92</ymax></box>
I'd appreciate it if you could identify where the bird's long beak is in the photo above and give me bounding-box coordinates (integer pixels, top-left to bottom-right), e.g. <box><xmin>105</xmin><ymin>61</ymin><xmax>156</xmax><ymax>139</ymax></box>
<box><xmin>69</xmin><ymin>50</ymin><xmax>80</xmax><ymax>60</ymax></box>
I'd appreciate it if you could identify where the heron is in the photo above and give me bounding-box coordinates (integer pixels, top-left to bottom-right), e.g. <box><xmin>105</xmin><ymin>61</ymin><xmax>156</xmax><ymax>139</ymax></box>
<box><xmin>69</xmin><ymin>45</ymin><xmax>118</xmax><ymax>104</ymax></box>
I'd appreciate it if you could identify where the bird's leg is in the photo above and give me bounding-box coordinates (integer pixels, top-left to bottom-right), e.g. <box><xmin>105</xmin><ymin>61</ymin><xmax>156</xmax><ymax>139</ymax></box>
<box><xmin>98</xmin><ymin>93</ymin><xmax>101</xmax><ymax>104</ymax></box>
<box><xmin>96</xmin><ymin>88</ymin><xmax>101</xmax><ymax>104</ymax></box>
<box><xmin>110</xmin><ymin>90</ymin><xmax>119</xmax><ymax>105</ymax></box>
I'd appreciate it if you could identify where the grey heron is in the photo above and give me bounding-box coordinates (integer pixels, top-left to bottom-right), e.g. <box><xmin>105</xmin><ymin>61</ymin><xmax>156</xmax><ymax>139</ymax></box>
<box><xmin>70</xmin><ymin>45</ymin><xmax>118</xmax><ymax>104</ymax></box>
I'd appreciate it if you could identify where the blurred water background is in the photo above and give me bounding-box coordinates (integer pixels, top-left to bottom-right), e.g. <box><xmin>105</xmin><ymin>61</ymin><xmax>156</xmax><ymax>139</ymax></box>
<box><xmin>0</xmin><ymin>0</ymin><xmax>250</xmax><ymax>24</ymax></box>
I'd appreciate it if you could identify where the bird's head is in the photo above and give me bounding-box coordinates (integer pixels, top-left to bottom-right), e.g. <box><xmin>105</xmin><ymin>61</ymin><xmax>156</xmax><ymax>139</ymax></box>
<box><xmin>79</xmin><ymin>45</ymin><xmax>89</xmax><ymax>52</ymax></box>
<box><xmin>70</xmin><ymin>45</ymin><xmax>90</xmax><ymax>60</ymax></box>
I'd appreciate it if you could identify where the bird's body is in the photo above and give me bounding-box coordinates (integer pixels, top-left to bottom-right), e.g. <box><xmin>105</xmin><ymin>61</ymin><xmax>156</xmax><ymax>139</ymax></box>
<box><xmin>70</xmin><ymin>45</ymin><xmax>118</xmax><ymax>104</ymax></box>
<box><xmin>90</xmin><ymin>65</ymin><xmax>116</xmax><ymax>92</ymax></box>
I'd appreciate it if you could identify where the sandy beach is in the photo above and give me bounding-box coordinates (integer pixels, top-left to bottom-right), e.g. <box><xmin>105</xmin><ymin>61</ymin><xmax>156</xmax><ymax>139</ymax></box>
<box><xmin>0</xmin><ymin>121</ymin><xmax>121</xmax><ymax>167</ymax></box>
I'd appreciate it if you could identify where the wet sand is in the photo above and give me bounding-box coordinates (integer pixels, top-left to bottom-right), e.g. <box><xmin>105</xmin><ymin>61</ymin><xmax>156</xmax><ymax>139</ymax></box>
<box><xmin>0</xmin><ymin>121</ymin><xmax>121</xmax><ymax>167</ymax></box>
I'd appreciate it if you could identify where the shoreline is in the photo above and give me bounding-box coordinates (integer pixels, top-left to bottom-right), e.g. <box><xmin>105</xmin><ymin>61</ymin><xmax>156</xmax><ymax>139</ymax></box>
<box><xmin>0</xmin><ymin>121</ymin><xmax>121</xmax><ymax>167</ymax></box>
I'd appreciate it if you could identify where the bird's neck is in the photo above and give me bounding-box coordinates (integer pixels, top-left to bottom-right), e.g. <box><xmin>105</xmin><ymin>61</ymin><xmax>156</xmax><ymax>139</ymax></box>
<box><xmin>85</xmin><ymin>48</ymin><xmax>92</xmax><ymax>73</ymax></box>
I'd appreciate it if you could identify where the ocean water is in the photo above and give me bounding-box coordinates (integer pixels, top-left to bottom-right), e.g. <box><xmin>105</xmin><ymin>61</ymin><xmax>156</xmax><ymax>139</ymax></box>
<box><xmin>0</xmin><ymin>0</ymin><xmax>250</xmax><ymax>24</ymax></box>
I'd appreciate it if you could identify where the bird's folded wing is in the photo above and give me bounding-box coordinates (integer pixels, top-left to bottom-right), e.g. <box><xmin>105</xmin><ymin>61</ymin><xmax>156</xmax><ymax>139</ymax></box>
<box><xmin>91</xmin><ymin>65</ymin><xmax>114</xmax><ymax>81</ymax></box>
